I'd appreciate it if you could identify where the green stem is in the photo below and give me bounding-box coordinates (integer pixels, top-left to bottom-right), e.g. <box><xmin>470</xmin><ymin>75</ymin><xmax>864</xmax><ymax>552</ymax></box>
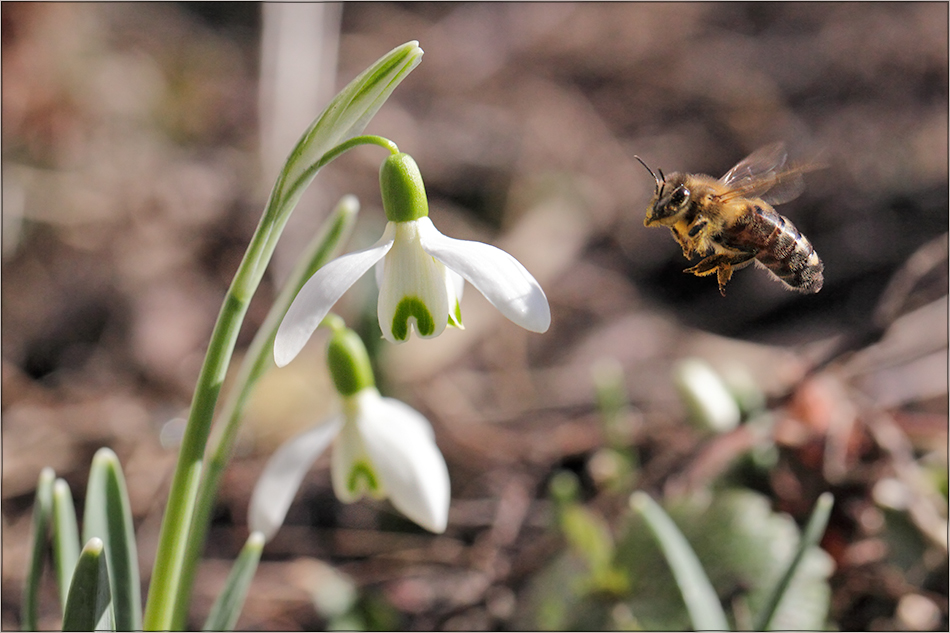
<box><xmin>285</xmin><ymin>136</ymin><xmax>399</xmax><ymax>211</ymax></box>
<box><xmin>169</xmin><ymin>197</ymin><xmax>357</xmax><ymax>629</ymax></box>
<box><xmin>143</xmin><ymin>138</ymin><xmax>388</xmax><ymax>631</ymax></box>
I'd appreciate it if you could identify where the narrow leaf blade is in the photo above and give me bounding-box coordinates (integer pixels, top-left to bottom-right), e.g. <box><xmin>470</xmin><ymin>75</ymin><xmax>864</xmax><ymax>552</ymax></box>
<box><xmin>630</xmin><ymin>492</ymin><xmax>729</xmax><ymax>631</ymax></box>
<box><xmin>83</xmin><ymin>448</ymin><xmax>143</xmax><ymax>631</ymax></box>
<box><xmin>21</xmin><ymin>467</ymin><xmax>55</xmax><ymax>631</ymax></box>
<box><xmin>52</xmin><ymin>478</ymin><xmax>82</xmax><ymax>611</ymax></box>
<box><xmin>62</xmin><ymin>538</ymin><xmax>112</xmax><ymax>632</ymax></box>
<box><xmin>202</xmin><ymin>532</ymin><xmax>265</xmax><ymax>631</ymax></box>
<box><xmin>754</xmin><ymin>492</ymin><xmax>835</xmax><ymax>631</ymax></box>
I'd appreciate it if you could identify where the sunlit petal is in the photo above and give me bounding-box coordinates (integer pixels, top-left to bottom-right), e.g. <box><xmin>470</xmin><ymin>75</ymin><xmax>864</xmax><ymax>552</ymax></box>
<box><xmin>356</xmin><ymin>391</ymin><xmax>450</xmax><ymax>533</ymax></box>
<box><xmin>417</xmin><ymin>217</ymin><xmax>551</xmax><ymax>333</ymax></box>
<box><xmin>377</xmin><ymin>221</ymin><xmax>449</xmax><ymax>343</ymax></box>
<box><xmin>248</xmin><ymin>417</ymin><xmax>344</xmax><ymax>541</ymax></box>
<box><xmin>275</xmin><ymin>224</ymin><xmax>396</xmax><ymax>367</ymax></box>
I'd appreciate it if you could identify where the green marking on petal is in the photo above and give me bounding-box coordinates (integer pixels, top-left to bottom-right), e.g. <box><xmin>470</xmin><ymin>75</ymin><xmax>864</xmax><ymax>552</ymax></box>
<box><xmin>448</xmin><ymin>299</ymin><xmax>463</xmax><ymax>328</ymax></box>
<box><xmin>347</xmin><ymin>461</ymin><xmax>379</xmax><ymax>496</ymax></box>
<box><xmin>391</xmin><ymin>296</ymin><xmax>435</xmax><ymax>341</ymax></box>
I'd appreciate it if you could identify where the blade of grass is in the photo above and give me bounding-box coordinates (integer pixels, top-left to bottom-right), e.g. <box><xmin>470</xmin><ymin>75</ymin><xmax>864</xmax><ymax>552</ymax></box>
<box><xmin>202</xmin><ymin>532</ymin><xmax>265</xmax><ymax>631</ymax></box>
<box><xmin>52</xmin><ymin>478</ymin><xmax>82</xmax><ymax>612</ymax></box>
<box><xmin>21</xmin><ymin>468</ymin><xmax>55</xmax><ymax>631</ymax></box>
<box><xmin>83</xmin><ymin>448</ymin><xmax>143</xmax><ymax>631</ymax></box>
<box><xmin>630</xmin><ymin>492</ymin><xmax>729</xmax><ymax>631</ymax></box>
<box><xmin>753</xmin><ymin>492</ymin><xmax>834</xmax><ymax>631</ymax></box>
<box><xmin>62</xmin><ymin>538</ymin><xmax>112</xmax><ymax>632</ymax></box>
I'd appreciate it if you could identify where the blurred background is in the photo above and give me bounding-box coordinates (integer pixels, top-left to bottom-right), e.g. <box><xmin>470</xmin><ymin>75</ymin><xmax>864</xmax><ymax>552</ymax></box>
<box><xmin>2</xmin><ymin>3</ymin><xmax>947</xmax><ymax>630</ymax></box>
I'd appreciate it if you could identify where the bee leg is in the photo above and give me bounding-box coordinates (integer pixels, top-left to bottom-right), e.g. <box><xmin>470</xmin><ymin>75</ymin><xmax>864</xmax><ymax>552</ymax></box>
<box><xmin>716</xmin><ymin>265</ymin><xmax>734</xmax><ymax>296</ymax></box>
<box><xmin>683</xmin><ymin>256</ymin><xmax>721</xmax><ymax>277</ymax></box>
<box><xmin>684</xmin><ymin>252</ymin><xmax>756</xmax><ymax>295</ymax></box>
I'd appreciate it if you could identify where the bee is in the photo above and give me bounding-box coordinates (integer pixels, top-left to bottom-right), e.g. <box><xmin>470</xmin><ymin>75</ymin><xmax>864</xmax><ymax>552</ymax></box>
<box><xmin>638</xmin><ymin>142</ymin><xmax>823</xmax><ymax>296</ymax></box>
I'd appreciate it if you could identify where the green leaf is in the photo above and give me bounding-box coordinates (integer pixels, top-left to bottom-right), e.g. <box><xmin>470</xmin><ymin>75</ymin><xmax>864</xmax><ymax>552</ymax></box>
<box><xmin>83</xmin><ymin>448</ymin><xmax>142</xmax><ymax>631</ymax></box>
<box><xmin>630</xmin><ymin>492</ymin><xmax>730</xmax><ymax>631</ymax></box>
<box><xmin>753</xmin><ymin>492</ymin><xmax>834</xmax><ymax>631</ymax></box>
<box><xmin>52</xmin><ymin>478</ymin><xmax>82</xmax><ymax>611</ymax></box>
<box><xmin>62</xmin><ymin>538</ymin><xmax>112</xmax><ymax>632</ymax></box>
<box><xmin>21</xmin><ymin>468</ymin><xmax>55</xmax><ymax>631</ymax></box>
<box><xmin>615</xmin><ymin>489</ymin><xmax>833</xmax><ymax>631</ymax></box>
<box><xmin>202</xmin><ymin>532</ymin><xmax>265</xmax><ymax>631</ymax></box>
<box><xmin>272</xmin><ymin>41</ymin><xmax>424</xmax><ymax>233</ymax></box>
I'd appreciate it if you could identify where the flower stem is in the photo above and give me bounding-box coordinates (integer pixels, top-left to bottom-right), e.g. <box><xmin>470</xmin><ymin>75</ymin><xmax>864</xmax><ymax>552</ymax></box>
<box><xmin>168</xmin><ymin>197</ymin><xmax>358</xmax><ymax>629</ymax></box>
<box><xmin>143</xmin><ymin>140</ymin><xmax>390</xmax><ymax>630</ymax></box>
<box><xmin>139</xmin><ymin>40</ymin><xmax>423</xmax><ymax>630</ymax></box>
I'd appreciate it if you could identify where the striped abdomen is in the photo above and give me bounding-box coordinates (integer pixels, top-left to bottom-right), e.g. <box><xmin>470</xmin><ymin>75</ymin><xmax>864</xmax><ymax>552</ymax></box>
<box><xmin>724</xmin><ymin>203</ymin><xmax>823</xmax><ymax>293</ymax></box>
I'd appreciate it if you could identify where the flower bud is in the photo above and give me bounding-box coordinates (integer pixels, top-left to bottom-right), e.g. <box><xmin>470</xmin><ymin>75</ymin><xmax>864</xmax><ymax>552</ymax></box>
<box><xmin>326</xmin><ymin>327</ymin><xmax>375</xmax><ymax>396</ymax></box>
<box><xmin>380</xmin><ymin>153</ymin><xmax>428</xmax><ymax>223</ymax></box>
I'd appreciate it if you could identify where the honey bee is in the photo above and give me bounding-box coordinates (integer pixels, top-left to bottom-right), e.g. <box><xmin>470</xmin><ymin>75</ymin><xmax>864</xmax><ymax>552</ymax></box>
<box><xmin>638</xmin><ymin>142</ymin><xmax>823</xmax><ymax>296</ymax></box>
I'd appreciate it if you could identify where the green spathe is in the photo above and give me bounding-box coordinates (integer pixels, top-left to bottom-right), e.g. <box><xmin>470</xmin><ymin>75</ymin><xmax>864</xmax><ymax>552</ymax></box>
<box><xmin>380</xmin><ymin>153</ymin><xmax>429</xmax><ymax>223</ymax></box>
<box><xmin>391</xmin><ymin>296</ymin><xmax>436</xmax><ymax>341</ymax></box>
<box><xmin>326</xmin><ymin>327</ymin><xmax>376</xmax><ymax>397</ymax></box>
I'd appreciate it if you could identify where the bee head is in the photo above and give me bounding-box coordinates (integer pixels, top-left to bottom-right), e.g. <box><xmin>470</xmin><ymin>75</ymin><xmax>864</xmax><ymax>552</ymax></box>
<box><xmin>636</xmin><ymin>156</ymin><xmax>691</xmax><ymax>226</ymax></box>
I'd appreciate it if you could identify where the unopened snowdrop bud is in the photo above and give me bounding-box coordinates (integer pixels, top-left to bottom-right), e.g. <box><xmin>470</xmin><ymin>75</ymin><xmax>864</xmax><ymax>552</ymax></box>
<box><xmin>673</xmin><ymin>358</ymin><xmax>741</xmax><ymax>433</ymax></box>
<box><xmin>380</xmin><ymin>152</ymin><xmax>429</xmax><ymax>223</ymax></box>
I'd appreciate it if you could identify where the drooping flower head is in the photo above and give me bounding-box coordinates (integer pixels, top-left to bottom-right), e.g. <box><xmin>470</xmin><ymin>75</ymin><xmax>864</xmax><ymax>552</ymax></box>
<box><xmin>274</xmin><ymin>152</ymin><xmax>550</xmax><ymax>367</ymax></box>
<box><xmin>250</xmin><ymin>321</ymin><xmax>451</xmax><ymax>538</ymax></box>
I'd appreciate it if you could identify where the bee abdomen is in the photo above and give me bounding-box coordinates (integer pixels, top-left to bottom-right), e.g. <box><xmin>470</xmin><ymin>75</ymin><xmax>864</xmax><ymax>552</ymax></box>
<box><xmin>731</xmin><ymin>205</ymin><xmax>824</xmax><ymax>293</ymax></box>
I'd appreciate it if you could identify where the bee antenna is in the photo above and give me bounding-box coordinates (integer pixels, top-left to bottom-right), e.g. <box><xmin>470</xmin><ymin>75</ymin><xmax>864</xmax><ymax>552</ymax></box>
<box><xmin>634</xmin><ymin>155</ymin><xmax>663</xmax><ymax>193</ymax></box>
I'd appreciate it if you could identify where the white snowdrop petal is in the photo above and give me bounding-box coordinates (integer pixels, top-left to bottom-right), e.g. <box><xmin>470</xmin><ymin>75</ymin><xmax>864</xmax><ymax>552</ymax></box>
<box><xmin>356</xmin><ymin>392</ymin><xmax>450</xmax><ymax>533</ymax></box>
<box><xmin>248</xmin><ymin>417</ymin><xmax>344</xmax><ymax>541</ymax></box>
<box><xmin>275</xmin><ymin>225</ymin><xmax>395</xmax><ymax>367</ymax></box>
<box><xmin>377</xmin><ymin>220</ymin><xmax>450</xmax><ymax>343</ymax></box>
<box><xmin>417</xmin><ymin>217</ymin><xmax>551</xmax><ymax>333</ymax></box>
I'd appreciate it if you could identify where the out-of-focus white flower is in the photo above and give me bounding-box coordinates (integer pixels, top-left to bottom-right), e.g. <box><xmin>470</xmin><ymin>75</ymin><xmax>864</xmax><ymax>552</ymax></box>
<box><xmin>250</xmin><ymin>325</ymin><xmax>450</xmax><ymax>539</ymax></box>
<box><xmin>274</xmin><ymin>152</ymin><xmax>550</xmax><ymax>366</ymax></box>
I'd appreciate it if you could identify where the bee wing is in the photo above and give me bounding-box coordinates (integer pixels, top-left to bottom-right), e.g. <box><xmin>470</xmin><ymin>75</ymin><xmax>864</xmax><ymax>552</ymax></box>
<box><xmin>760</xmin><ymin>170</ymin><xmax>806</xmax><ymax>205</ymax></box>
<box><xmin>719</xmin><ymin>142</ymin><xmax>788</xmax><ymax>189</ymax></box>
<box><xmin>718</xmin><ymin>142</ymin><xmax>817</xmax><ymax>206</ymax></box>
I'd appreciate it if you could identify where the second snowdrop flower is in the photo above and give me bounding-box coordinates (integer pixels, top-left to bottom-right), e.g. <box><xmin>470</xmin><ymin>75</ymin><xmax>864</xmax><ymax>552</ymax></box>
<box><xmin>250</xmin><ymin>323</ymin><xmax>451</xmax><ymax>538</ymax></box>
<box><xmin>274</xmin><ymin>152</ymin><xmax>550</xmax><ymax>367</ymax></box>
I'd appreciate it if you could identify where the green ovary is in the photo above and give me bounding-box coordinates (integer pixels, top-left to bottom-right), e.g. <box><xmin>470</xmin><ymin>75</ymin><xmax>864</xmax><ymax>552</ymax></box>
<box><xmin>391</xmin><ymin>296</ymin><xmax>435</xmax><ymax>341</ymax></box>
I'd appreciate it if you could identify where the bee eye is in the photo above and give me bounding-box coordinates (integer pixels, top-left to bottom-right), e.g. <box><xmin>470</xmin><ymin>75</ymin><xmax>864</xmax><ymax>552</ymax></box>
<box><xmin>670</xmin><ymin>186</ymin><xmax>690</xmax><ymax>209</ymax></box>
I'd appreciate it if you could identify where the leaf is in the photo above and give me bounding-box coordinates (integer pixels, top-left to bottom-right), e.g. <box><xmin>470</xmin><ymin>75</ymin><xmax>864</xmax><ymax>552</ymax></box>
<box><xmin>52</xmin><ymin>478</ymin><xmax>82</xmax><ymax>611</ymax></box>
<box><xmin>62</xmin><ymin>538</ymin><xmax>112</xmax><ymax>632</ymax></box>
<box><xmin>615</xmin><ymin>489</ymin><xmax>834</xmax><ymax>631</ymax></box>
<box><xmin>630</xmin><ymin>492</ymin><xmax>730</xmax><ymax>631</ymax></box>
<box><xmin>273</xmin><ymin>41</ymin><xmax>423</xmax><ymax>227</ymax></box>
<box><xmin>21</xmin><ymin>468</ymin><xmax>55</xmax><ymax>631</ymax></box>
<box><xmin>203</xmin><ymin>532</ymin><xmax>265</xmax><ymax>631</ymax></box>
<box><xmin>754</xmin><ymin>492</ymin><xmax>834</xmax><ymax>631</ymax></box>
<box><xmin>83</xmin><ymin>448</ymin><xmax>143</xmax><ymax>630</ymax></box>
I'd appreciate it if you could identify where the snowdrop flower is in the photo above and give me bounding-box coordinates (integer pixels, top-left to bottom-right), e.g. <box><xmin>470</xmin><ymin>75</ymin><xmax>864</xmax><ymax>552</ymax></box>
<box><xmin>250</xmin><ymin>323</ymin><xmax>450</xmax><ymax>538</ymax></box>
<box><xmin>274</xmin><ymin>152</ymin><xmax>550</xmax><ymax>367</ymax></box>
